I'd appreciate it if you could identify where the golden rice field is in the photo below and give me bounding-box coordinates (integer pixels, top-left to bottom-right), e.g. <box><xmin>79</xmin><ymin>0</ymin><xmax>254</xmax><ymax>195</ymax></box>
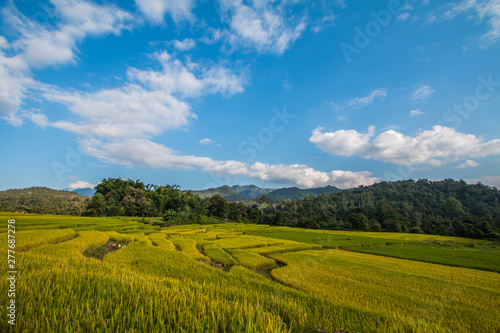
<box><xmin>1</xmin><ymin>212</ymin><xmax>499</xmax><ymax>332</ymax></box>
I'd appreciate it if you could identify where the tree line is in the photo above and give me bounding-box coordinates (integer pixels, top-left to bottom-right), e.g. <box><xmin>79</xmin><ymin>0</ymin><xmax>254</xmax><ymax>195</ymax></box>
<box><xmin>259</xmin><ymin>179</ymin><xmax>500</xmax><ymax>240</ymax></box>
<box><xmin>81</xmin><ymin>178</ymin><xmax>500</xmax><ymax>240</ymax></box>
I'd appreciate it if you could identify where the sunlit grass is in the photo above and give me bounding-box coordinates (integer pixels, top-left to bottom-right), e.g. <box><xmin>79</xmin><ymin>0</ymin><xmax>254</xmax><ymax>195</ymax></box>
<box><xmin>0</xmin><ymin>215</ymin><xmax>498</xmax><ymax>332</ymax></box>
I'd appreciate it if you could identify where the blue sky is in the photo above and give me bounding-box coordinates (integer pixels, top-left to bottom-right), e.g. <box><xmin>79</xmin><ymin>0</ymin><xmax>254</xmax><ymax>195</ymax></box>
<box><xmin>1</xmin><ymin>0</ymin><xmax>499</xmax><ymax>191</ymax></box>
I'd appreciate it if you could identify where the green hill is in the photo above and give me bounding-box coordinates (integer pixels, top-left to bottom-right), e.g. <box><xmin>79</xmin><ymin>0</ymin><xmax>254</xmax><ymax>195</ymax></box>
<box><xmin>192</xmin><ymin>184</ymin><xmax>342</xmax><ymax>202</ymax></box>
<box><xmin>231</xmin><ymin>185</ymin><xmax>274</xmax><ymax>198</ymax></box>
<box><xmin>192</xmin><ymin>185</ymin><xmax>249</xmax><ymax>202</ymax></box>
<box><xmin>261</xmin><ymin>185</ymin><xmax>342</xmax><ymax>203</ymax></box>
<box><xmin>0</xmin><ymin>187</ymin><xmax>87</xmax><ymax>215</ymax></box>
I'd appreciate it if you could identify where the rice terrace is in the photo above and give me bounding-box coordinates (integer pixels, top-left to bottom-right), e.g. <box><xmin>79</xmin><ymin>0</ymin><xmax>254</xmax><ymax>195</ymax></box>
<box><xmin>2</xmin><ymin>0</ymin><xmax>500</xmax><ymax>332</ymax></box>
<box><xmin>1</xmin><ymin>211</ymin><xmax>499</xmax><ymax>332</ymax></box>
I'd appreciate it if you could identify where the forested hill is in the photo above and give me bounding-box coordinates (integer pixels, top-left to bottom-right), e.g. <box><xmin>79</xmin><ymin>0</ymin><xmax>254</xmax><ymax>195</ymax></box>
<box><xmin>262</xmin><ymin>179</ymin><xmax>499</xmax><ymax>240</ymax></box>
<box><xmin>0</xmin><ymin>187</ymin><xmax>86</xmax><ymax>215</ymax></box>
<box><xmin>193</xmin><ymin>184</ymin><xmax>341</xmax><ymax>202</ymax></box>
<box><xmin>260</xmin><ymin>185</ymin><xmax>342</xmax><ymax>203</ymax></box>
<box><xmin>192</xmin><ymin>185</ymin><xmax>249</xmax><ymax>202</ymax></box>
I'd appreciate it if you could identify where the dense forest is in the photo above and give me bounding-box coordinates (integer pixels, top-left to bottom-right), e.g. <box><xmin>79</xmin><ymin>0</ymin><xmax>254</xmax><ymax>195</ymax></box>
<box><xmin>79</xmin><ymin>177</ymin><xmax>500</xmax><ymax>240</ymax></box>
<box><xmin>0</xmin><ymin>187</ymin><xmax>86</xmax><ymax>215</ymax></box>
<box><xmin>260</xmin><ymin>179</ymin><xmax>500</xmax><ymax>240</ymax></box>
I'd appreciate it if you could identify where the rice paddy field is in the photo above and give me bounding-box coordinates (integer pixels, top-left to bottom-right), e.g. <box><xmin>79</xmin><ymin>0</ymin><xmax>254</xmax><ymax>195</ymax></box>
<box><xmin>1</xmin><ymin>212</ymin><xmax>499</xmax><ymax>332</ymax></box>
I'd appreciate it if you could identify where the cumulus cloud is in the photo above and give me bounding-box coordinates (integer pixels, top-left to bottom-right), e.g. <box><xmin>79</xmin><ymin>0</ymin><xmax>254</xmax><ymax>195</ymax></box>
<box><xmin>310</xmin><ymin>125</ymin><xmax>500</xmax><ymax>166</ymax></box>
<box><xmin>43</xmin><ymin>51</ymin><xmax>245</xmax><ymax>139</ymax></box>
<box><xmin>246</xmin><ymin>162</ymin><xmax>378</xmax><ymax>188</ymax></box>
<box><xmin>79</xmin><ymin>138</ymin><xmax>378</xmax><ymax>189</ymax></box>
<box><xmin>410</xmin><ymin>109</ymin><xmax>424</xmax><ymax>116</ymax></box>
<box><xmin>135</xmin><ymin>0</ymin><xmax>195</xmax><ymax>24</ymax></box>
<box><xmin>0</xmin><ymin>47</ymin><xmax>34</xmax><ymax>123</ymax></box>
<box><xmin>68</xmin><ymin>180</ymin><xmax>96</xmax><ymax>190</ymax></box>
<box><xmin>0</xmin><ymin>0</ymin><xmax>134</xmax><ymax>123</ymax></box>
<box><xmin>218</xmin><ymin>0</ymin><xmax>307</xmax><ymax>54</ymax></box>
<box><xmin>5</xmin><ymin>0</ymin><xmax>133</xmax><ymax>68</ymax></box>
<box><xmin>28</xmin><ymin>112</ymin><xmax>49</xmax><ymax>127</ymax></box>
<box><xmin>456</xmin><ymin>159</ymin><xmax>480</xmax><ymax>168</ymax></box>
<box><xmin>332</xmin><ymin>88</ymin><xmax>387</xmax><ymax>111</ymax></box>
<box><xmin>173</xmin><ymin>39</ymin><xmax>196</xmax><ymax>51</ymax></box>
<box><xmin>199</xmin><ymin>138</ymin><xmax>215</xmax><ymax>145</ymax></box>
<box><xmin>411</xmin><ymin>85</ymin><xmax>435</xmax><ymax>101</ymax></box>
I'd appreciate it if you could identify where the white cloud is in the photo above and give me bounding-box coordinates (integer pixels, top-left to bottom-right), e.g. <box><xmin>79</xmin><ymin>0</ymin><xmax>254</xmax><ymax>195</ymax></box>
<box><xmin>218</xmin><ymin>0</ymin><xmax>307</xmax><ymax>54</ymax></box>
<box><xmin>311</xmin><ymin>15</ymin><xmax>336</xmax><ymax>33</ymax></box>
<box><xmin>129</xmin><ymin>51</ymin><xmax>245</xmax><ymax>97</ymax></box>
<box><xmin>310</xmin><ymin>125</ymin><xmax>500</xmax><ymax>166</ymax></box>
<box><xmin>79</xmin><ymin>138</ymin><xmax>378</xmax><ymax>189</ymax></box>
<box><xmin>456</xmin><ymin>159</ymin><xmax>480</xmax><ymax>168</ymax></box>
<box><xmin>4</xmin><ymin>1</ymin><xmax>134</xmax><ymax>68</ymax></box>
<box><xmin>426</xmin><ymin>0</ymin><xmax>500</xmax><ymax>46</ymax></box>
<box><xmin>28</xmin><ymin>112</ymin><xmax>49</xmax><ymax>127</ymax></box>
<box><xmin>310</xmin><ymin>126</ymin><xmax>375</xmax><ymax>156</ymax></box>
<box><xmin>173</xmin><ymin>39</ymin><xmax>196</xmax><ymax>51</ymax></box>
<box><xmin>397</xmin><ymin>12</ymin><xmax>411</xmax><ymax>21</ymax></box>
<box><xmin>332</xmin><ymin>88</ymin><xmax>387</xmax><ymax>111</ymax></box>
<box><xmin>246</xmin><ymin>162</ymin><xmax>378</xmax><ymax>188</ymax></box>
<box><xmin>68</xmin><ymin>180</ymin><xmax>96</xmax><ymax>190</ymax></box>
<box><xmin>135</xmin><ymin>0</ymin><xmax>195</xmax><ymax>24</ymax></box>
<box><xmin>0</xmin><ymin>49</ymin><xmax>34</xmax><ymax>122</ymax></box>
<box><xmin>441</xmin><ymin>0</ymin><xmax>500</xmax><ymax>46</ymax></box>
<box><xmin>44</xmin><ymin>52</ymin><xmax>245</xmax><ymax>139</ymax></box>
<box><xmin>0</xmin><ymin>0</ymin><xmax>134</xmax><ymax>123</ymax></box>
<box><xmin>412</xmin><ymin>85</ymin><xmax>435</xmax><ymax>101</ymax></box>
<box><xmin>410</xmin><ymin>109</ymin><xmax>424</xmax><ymax>116</ymax></box>
<box><xmin>199</xmin><ymin>138</ymin><xmax>215</xmax><ymax>145</ymax></box>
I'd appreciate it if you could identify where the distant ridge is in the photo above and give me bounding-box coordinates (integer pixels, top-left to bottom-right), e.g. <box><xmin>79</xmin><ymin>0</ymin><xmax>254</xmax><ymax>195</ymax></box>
<box><xmin>230</xmin><ymin>185</ymin><xmax>275</xmax><ymax>199</ymax></box>
<box><xmin>191</xmin><ymin>184</ymin><xmax>342</xmax><ymax>202</ymax></box>
<box><xmin>192</xmin><ymin>185</ymin><xmax>249</xmax><ymax>202</ymax></box>
<box><xmin>259</xmin><ymin>185</ymin><xmax>342</xmax><ymax>203</ymax></box>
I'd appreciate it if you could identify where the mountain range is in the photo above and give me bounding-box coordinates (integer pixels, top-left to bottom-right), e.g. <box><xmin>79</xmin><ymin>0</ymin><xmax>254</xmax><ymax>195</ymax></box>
<box><xmin>192</xmin><ymin>184</ymin><xmax>342</xmax><ymax>203</ymax></box>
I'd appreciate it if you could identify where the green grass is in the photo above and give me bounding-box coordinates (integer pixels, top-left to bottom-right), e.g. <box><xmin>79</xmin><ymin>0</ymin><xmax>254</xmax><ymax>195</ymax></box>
<box><xmin>1</xmin><ymin>214</ymin><xmax>499</xmax><ymax>332</ymax></box>
<box><xmin>354</xmin><ymin>241</ymin><xmax>500</xmax><ymax>273</ymax></box>
<box><xmin>248</xmin><ymin>242</ymin><xmax>321</xmax><ymax>255</ymax></box>
<box><xmin>212</xmin><ymin>236</ymin><xmax>272</xmax><ymax>250</ymax></box>
<box><xmin>148</xmin><ymin>232</ymin><xmax>176</xmax><ymax>250</ymax></box>
<box><xmin>170</xmin><ymin>236</ymin><xmax>209</xmax><ymax>261</ymax></box>
<box><xmin>15</xmin><ymin>229</ymin><xmax>76</xmax><ymax>251</ymax></box>
<box><xmin>203</xmin><ymin>244</ymin><xmax>238</xmax><ymax>266</ymax></box>
<box><xmin>270</xmin><ymin>249</ymin><xmax>500</xmax><ymax>333</ymax></box>
<box><xmin>104</xmin><ymin>231</ymin><xmax>135</xmax><ymax>243</ymax></box>
<box><xmin>229</xmin><ymin>250</ymin><xmax>276</xmax><ymax>270</ymax></box>
<box><xmin>252</xmin><ymin>228</ymin><xmax>411</xmax><ymax>249</ymax></box>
